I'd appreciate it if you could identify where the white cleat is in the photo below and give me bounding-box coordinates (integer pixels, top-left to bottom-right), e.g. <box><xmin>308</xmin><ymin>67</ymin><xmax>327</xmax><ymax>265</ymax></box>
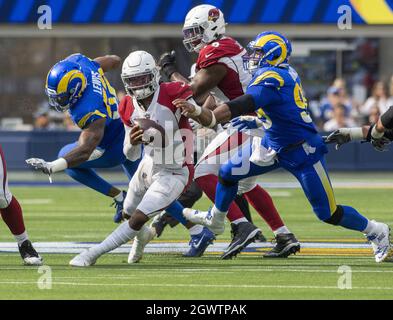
<box><xmin>128</xmin><ymin>225</ymin><xmax>156</xmax><ymax>264</ymax></box>
<box><xmin>23</xmin><ymin>256</ymin><xmax>43</xmax><ymax>266</ymax></box>
<box><xmin>366</xmin><ymin>221</ymin><xmax>393</xmax><ymax>263</ymax></box>
<box><xmin>183</xmin><ymin>208</ymin><xmax>225</xmax><ymax>235</ymax></box>
<box><xmin>69</xmin><ymin>249</ymin><xmax>98</xmax><ymax>267</ymax></box>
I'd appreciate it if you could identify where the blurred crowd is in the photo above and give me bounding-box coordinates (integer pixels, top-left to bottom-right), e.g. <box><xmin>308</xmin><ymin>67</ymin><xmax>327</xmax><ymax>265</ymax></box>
<box><xmin>311</xmin><ymin>76</ymin><xmax>393</xmax><ymax>132</ymax></box>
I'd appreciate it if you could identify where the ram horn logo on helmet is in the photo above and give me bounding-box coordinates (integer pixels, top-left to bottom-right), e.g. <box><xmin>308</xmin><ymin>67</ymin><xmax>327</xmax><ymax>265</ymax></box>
<box><xmin>208</xmin><ymin>8</ymin><xmax>220</xmax><ymax>22</ymax></box>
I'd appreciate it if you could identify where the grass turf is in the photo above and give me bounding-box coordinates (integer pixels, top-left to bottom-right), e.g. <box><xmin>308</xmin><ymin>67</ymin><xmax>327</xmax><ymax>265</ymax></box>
<box><xmin>1</xmin><ymin>186</ymin><xmax>393</xmax><ymax>299</ymax></box>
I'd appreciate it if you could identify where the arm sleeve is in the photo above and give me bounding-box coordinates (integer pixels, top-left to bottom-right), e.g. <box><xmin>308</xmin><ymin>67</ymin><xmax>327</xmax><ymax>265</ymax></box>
<box><xmin>123</xmin><ymin>125</ymin><xmax>142</xmax><ymax>161</ymax></box>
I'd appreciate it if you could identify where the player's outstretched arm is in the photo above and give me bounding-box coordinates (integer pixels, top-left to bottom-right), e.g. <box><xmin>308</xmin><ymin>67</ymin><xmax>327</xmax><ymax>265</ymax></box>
<box><xmin>94</xmin><ymin>55</ymin><xmax>121</xmax><ymax>72</ymax></box>
<box><xmin>63</xmin><ymin>118</ymin><xmax>106</xmax><ymax>167</ymax></box>
<box><xmin>26</xmin><ymin>118</ymin><xmax>106</xmax><ymax>177</ymax></box>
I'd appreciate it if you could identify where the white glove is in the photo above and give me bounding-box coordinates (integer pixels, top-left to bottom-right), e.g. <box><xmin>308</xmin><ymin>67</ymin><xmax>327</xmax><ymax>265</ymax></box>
<box><xmin>26</xmin><ymin>158</ymin><xmax>52</xmax><ymax>174</ymax></box>
<box><xmin>189</xmin><ymin>118</ymin><xmax>202</xmax><ymax>131</ymax></box>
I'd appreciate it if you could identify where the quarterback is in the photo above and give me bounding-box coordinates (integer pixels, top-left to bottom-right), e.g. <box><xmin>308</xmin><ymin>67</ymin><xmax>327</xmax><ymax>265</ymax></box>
<box><xmin>176</xmin><ymin>31</ymin><xmax>393</xmax><ymax>263</ymax></box>
<box><xmin>69</xmin><ymin>51</ymin><xmax>202</xmax><ymax>267</ymax></box>
<box><xmin>26</xmin><ymin>53</ymin><xmax>140</xmax><ymax>223</ymax></box>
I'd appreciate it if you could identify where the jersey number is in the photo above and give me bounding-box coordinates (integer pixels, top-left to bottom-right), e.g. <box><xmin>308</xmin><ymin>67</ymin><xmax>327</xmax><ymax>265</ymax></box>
<box><xmin>294</xmin><ymin>83</ymin><xmax>312</xmax><ymax>123</ymax></box>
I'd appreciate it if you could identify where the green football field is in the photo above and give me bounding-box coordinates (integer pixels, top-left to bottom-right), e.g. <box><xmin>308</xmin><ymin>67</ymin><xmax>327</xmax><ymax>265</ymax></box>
<box><xmin>1</xmin><ymin>176</ymin><xmax>393</xmax><ymax>300</ymax></box>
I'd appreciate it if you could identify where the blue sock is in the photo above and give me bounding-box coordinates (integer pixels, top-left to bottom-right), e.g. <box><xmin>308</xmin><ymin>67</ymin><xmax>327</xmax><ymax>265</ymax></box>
<box><xmin>338</xmin><ymin>205</ymin><xmax>368</xmax><ymax>232</ymax></box>
<box><xmin>65</xmin><ymin>168</ymin><xmax>113</xmax><ymax>196</ymax></box>
<box><xmin>165</xmin><ymin>201</ymin><xmax>188</xmax><ymax>226</ymax></box>
<box><xmin>215</xmin><ymin>182</ymin><xmax>239</xmax><ymax>212</ymax></box>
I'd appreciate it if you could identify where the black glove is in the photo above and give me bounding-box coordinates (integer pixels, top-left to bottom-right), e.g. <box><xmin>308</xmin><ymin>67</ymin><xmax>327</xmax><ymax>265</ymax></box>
<box><xmin>323</xmin><ymin>130</ymin><xmax>352</xmax><ymax>150</ymax></box>
<box><xmin>366</xmin><ymin>124</ymin><xmax>392</xmax><ymax>152</ymax></box>
<box><xmin>157</xmin><ymin>50</ymin><xmax>177</xmax><ymax>79</ymax></box>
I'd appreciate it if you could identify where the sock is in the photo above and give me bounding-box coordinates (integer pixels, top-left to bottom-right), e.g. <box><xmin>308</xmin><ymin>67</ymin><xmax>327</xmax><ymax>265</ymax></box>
<box><xmin>1</xmin><ymin>196</ymin><xmax>26</xmax><ymax>236</ymax></box>
<box><xmin>337</xmin><ymin>205</ymin><xmax>369</xmax><ymax>232</ymax></box>
<box><xmin>90</xmin><ymin>221</ymin><xmax>138</xmax><ymax>256</ymax></box>
<box><xmin>244</xmin><ymin>185</ymin><xmax>285</xmax><ymax>231</ymax></box>
<box><xmin>273</xmin><ymin>226</ymin><xmax>291</xmax><ymax>236</ymax></box>
<box><xmin>211</xmin><ymin>205</ymin><xmax>227</xmax><ymax>220</ymax></box>
<box><xmin>189</xmin><ymin>224</ymin><xmax>203</xmax><ymax>235</ymax></box>
<box><xmin>363</xmin><ymin>219</ymin><xmax>377</xmax><ymax>234</ymax></box>
<box><xmin>234</xmin><ymin>194</ymin><xmax>253</xmax><ymax>222</ymax></box>
<box><xmin>196</xmin><ymin>175</ymin><xmax>245</xmax><ymax>222</ymax></box>
<box><xmin>14</xmin><ymin>231</ymin><xmax>28</xmax><ymax>246</ymax></box>
<box><xmin>114</xmin><ymin>192</ymin><xmax>124</xmax><ymax>202</ymax></box>
<box><xmin>166</xmin><ymin>201</ymin><xmax>188</xmax><ymax>226</ymax></box>
<box><xmin>232</xmin><ymin>217</ymin><xmax>248</xmax><ymax>225</ymax></box>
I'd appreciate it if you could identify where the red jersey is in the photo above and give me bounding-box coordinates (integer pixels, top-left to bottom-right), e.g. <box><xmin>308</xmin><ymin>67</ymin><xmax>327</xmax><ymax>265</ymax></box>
<box><xmin>196</xmin><ymin>36</ymin><xmax>252</xmax><ymax>102</ymax></box>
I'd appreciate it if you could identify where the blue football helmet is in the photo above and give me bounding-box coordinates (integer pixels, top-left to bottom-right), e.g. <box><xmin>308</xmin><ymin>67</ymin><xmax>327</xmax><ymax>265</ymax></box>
<box><xmin>45</xmin><ymin>60</ymin><xmax>87</xmax><ymax>112</ymax></box>
<box><xmin>243</xmin><ymin>31</ymin><xmax>292</xmax><ymax>74</ymax></box>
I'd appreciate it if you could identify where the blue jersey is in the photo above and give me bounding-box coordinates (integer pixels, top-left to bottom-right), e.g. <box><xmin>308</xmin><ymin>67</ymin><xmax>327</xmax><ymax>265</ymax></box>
<box><xmin>65</xmin><ymin>53</ymin><xmax>124</xmax><ymax>150</ymax></box>
<box><xmin>246</xmin><ymin>65</ymin><xmax>327</xmax><ymax>168</ymax></box>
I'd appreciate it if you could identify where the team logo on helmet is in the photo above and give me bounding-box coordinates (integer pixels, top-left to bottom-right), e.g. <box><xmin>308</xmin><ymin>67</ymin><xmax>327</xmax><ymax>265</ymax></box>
<box><xmin>208</xmin><ymin>8</ymin><xmax>220</xmax><ymax>22</ymax></box>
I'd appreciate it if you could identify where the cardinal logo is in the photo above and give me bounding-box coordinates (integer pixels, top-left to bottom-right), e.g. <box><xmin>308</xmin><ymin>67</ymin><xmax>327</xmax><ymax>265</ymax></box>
<box><xmin>208</xmin><ymin>8</ymin><xmax>220</xmax><ymax>22</ymax></box>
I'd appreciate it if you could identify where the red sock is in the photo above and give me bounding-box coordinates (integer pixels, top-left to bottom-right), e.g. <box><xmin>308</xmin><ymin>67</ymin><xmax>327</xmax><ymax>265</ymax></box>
<box><xmin>244</xmin><ymin>185</ymin><xmax>284</xmax><ymax>231</ymax></box>
<box><xmin>1</xmin><ymin>196</ymin><xmax>26</xmax><ymax>235</ymax></box>
<box><xmin>196</xmin><ymin>175</ymin><xmax>245</xmax><ymax>222</ymax></box>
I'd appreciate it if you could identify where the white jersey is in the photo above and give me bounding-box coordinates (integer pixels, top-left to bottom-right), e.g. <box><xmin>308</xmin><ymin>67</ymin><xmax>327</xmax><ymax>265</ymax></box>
<box><xmin>119</xmin><ymin>82</ymin><xmax>194</xmax><ymax>171</ymax></box>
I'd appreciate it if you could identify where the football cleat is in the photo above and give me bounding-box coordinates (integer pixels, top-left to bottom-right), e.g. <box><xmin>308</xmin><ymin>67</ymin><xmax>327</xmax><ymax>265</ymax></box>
<box><xmin>183</xmin><ymin>208</ymin><xmax>225</xmax><ymax>235</ymax></box>
<box><xmin>366</xmin><ymin>221</ymin><xmax>393</xmax><ymax>263</ymax></box>
<box><xmin>18</xmin><ymin>240</ymin><xmax>43</xmax><ymax>266</ymax></box>
<box><xmin>112</xmin><ymin>191</ymin><xmax>127</xmax><ymax>223</ymax></box>
<box><xmin>221</xmin><ymin>222</ymin><xmax>263</xmax><ymax>260</ymax></box>
<box><xmin>183</xmin><ymin>227</ymin><xmax>215</xmax><ymax>258</ymax></box>
<box><xmin>128</xmin><ymin>225</ymin><xmax>156</xmax><ymax>264</ymax></box>
<box><xmin>263</xmin><ymin>233</ymin><xmax>301</xmax><ymax>258</ymax></box>
<box><xmin>69</xmin><ymin>249</ymin><xmax>97</xmax><ymax>267</ymax></box>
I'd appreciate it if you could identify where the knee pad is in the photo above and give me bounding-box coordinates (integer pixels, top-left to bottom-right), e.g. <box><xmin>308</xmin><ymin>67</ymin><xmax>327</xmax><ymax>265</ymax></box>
<box><xmin>0</xmin><ymin>191</ymin><xmax>11</xmax><ymax>209</ymax></box>
<box><xmin>323</xmin><ymin>205</ymin><xmax>344</xmax><ymax>225</ymax></box>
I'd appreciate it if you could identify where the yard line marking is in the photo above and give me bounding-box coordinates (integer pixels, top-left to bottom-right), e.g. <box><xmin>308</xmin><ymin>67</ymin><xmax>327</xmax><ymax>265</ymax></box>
<box><xmin>1</xmin><ymin>281</ymin><xmax>393</xmax><ymax>291</ymax></box>
<box><xmin>18</xmin><ymin>199</ymin><xmax>53</xmax><ymax>205</ymax></box>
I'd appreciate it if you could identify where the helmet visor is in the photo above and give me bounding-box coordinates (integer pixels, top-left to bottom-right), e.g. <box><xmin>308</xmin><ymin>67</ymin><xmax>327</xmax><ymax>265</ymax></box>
<box><xmin>122</xmin><ymin>72</ymin><xmax>154</xmax><ymax>91</ymax></box>
<box><xmin>243</xmin><ymin>46</ymin><xmax>265</xmax><ymax>74</ymax></box>
<box><xmin>182</xmin><ymin>26</ymin><xmax>203</xmax><ymax>52</ymax></box>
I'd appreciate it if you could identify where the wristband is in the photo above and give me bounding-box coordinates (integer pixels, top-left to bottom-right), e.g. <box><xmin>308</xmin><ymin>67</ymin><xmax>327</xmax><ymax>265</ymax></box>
<box><xmin>190</xmin><ymin>104</ymin><xmax>202</xmax><ymax>117</ymax></box>
<box><xmin>349</xmin><ymin>127</ymin><xmax>364</xmax><ymax>140</ymax></box>
<box><xmin>371</xmin><ymin>125</ymin><xmax>384</xmax><ymax>139</ymax></box>
<box><xmin>207</xmin><ymin>112</ymin><xmax>217</xmax><ymax>129</ymax></box>
<box><xmin>49</xmin><ymin>158</ymin><xmax>68</xmax><ymax>173</ymax></box>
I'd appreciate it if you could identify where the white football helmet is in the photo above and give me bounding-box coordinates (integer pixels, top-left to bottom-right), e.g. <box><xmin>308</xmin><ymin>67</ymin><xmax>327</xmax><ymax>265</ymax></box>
<box><xmin>183</xmin><ymin>4</ymin><xmax>226</xmax><ymax>53</ymax></box>
<box><xmin>121</xmin><ymin>50</ymin><xmax>160</xmax><ymax>100</ymax></box>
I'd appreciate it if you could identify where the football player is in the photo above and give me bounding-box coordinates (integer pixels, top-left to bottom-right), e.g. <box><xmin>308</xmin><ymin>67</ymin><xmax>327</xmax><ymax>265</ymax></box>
<box><xmin>0</xmin><ymin>145</ymin><xmax>42</xmax><ymax>265</ymax></box>
<box><xmin>175</xmin><ymin>31</ymin><xmax>393</xmax><ymax>263</ymax></box>
<box><xmin>26</xmin><ymin>53</ymin><xmax>140</xmax><ymax>223</ymax></box>
<box><xmin>159</xmin><ymin>4</ymin><xmax>298</xmax><ymax>259</ymax></box>
<box><xmin>69</xmin><ymin>51</ymin><xmax>207</xmax><ymax>267</ymax></box>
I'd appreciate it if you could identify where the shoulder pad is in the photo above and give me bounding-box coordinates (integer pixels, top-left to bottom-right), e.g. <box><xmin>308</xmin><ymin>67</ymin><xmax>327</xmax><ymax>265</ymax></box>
<box><xmin>250</xmin><ymin>70</ymin><xmax>285</xmax><ymax>89</ymax></box>
<box><xmin>160</xmin><ymin>82</ymin><xmax>193</xmax><ymax>101</ymax></box>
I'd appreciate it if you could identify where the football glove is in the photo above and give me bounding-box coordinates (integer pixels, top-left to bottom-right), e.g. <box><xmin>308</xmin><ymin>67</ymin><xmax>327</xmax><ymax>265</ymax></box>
<box><xmin>26</xmin><ymin>158</ymin><xmax>52</xmax><ymax>174</ymax></box>
<box><xmin>366</xmin><ymin>124</ymin><xmax>392</xmax><ymax>152</ymax></box>
<box><xmin>323</xmin><ymin>129</ymin><xmax>352</xmax><ymax>150</ymax></box>
<box><xmin>230</xmin><ymin>116</ymin><xmax>263</xmax><ymax>132</ymax></box>
<box><xmin>157</xmin><ymin>50</ymin><xmax>177</xmax><ymax>79</ymax></box>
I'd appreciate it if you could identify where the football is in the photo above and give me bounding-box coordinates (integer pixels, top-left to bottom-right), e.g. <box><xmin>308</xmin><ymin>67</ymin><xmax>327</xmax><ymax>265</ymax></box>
<box><xmin>133</xmin><ymin>118</ymin><xmax>167</xmax><ymax>148</ymax></box>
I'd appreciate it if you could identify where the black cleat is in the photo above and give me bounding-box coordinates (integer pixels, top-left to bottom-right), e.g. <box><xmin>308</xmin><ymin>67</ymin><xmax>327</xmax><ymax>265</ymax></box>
<box><xmin>263</xmin><ymin>233</ymin><xmax>300</xmax><ymax>258</ymax></box>
<box><xmin>221</xmin><ymin>222</ymin><xmax>263</xmax><ymax>260</ymax></box>
<box><xmin>18</xmin><ymin>240</ymin><xmax>43</xmax><ymax>266</ymax></box>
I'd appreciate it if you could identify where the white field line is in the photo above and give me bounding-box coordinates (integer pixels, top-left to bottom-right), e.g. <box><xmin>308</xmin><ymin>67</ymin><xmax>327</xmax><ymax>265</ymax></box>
<box><xmin>19</xmin><ymin>199</ymin><xmax>53</xmax><ymax>205</ymax></box>
<box><xmin>0</xmin><ymin>280</ymin><xmax>393</xmax><ymax>291</ymax></box>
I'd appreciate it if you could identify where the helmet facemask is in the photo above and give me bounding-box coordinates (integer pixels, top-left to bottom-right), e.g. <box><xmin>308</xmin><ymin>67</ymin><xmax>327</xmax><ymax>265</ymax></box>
<box><xmin>182</xmin><ymin>25</ymin><xmax>205</xmax><ymax>53</ymax></box>
<box><xmin>122</xmin><ymin>70</ymin><xmax>158</xmax><ymax>101</ymax></box>
<box><xmin>243</xmin><ymin>45</ymin><xmax>265</xmax><ymax>75</ymax></box>
<box><xmin>46</xmin><ymin>84</ymin><xmax>81</xmax><ymax>112</ymax></box>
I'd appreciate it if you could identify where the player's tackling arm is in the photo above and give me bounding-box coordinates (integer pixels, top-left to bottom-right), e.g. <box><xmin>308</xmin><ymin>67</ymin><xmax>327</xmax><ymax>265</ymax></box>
<box><xmin>63</xmin><ymin>118</ymin><xmax>106</xmax><ymax>167</ymax></box>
